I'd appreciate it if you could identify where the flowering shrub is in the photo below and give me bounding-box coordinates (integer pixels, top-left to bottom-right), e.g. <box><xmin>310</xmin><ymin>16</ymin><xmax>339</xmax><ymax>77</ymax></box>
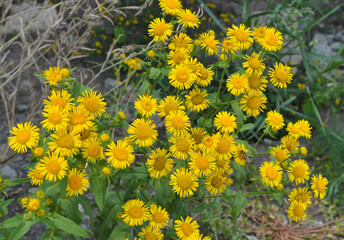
<box><xmin>0</xmin><ymin>0</ymin><xmax>329</xmax><ymax>239</ymax></box>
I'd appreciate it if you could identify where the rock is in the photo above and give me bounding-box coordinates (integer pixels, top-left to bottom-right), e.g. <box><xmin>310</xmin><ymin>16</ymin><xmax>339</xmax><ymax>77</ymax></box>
<box><xmin>326</xmin><ymin>34</ymin><xmax>335</xmax><ymax>43</ymax></box>
<box><xmin>312</xmin><ymin>44</ymin><xmax>332</xmax><ymax>57</ymax></box>
<box><xmin>313</xmin><ymin>33</ymin><xmax>328</xmax><ymax>45</ymax></box>
<box><xmin>246</xmin><ymin>236</ymin><xmax>259</xmax><ymax>240</ymax></box>
<box><xmin>16</xmin><ymin>104</ymin><xmax>29</xmax><ymax>112</ymax></box>
<box><xmin>1</xmin><ymin>165</ymin><xmax>17</xmax><ymax>180</ymax></box>
<box><xmin>334</xmin><ymin>32</ymin><xmax>343</xmax><ymax>41</ymax></box>
<box><xmin>104</xmin><ymin>78</ymin><xmax>116</xmax><ymax>89</ymax></box>
<box><xmin>312</xmin><ymin>220</ymin><xmax>323</xmax><ymax>227</ymax></box>
<box><xmin>331</xmin><ymin>42</ymin><xmax>342</xmax><ymax>51</ymax></box>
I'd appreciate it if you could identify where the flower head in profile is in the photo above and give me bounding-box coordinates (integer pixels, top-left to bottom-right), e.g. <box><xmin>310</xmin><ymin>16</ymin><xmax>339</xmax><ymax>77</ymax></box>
<box><xmin>44</xmin><ymin>66</ymin><xmax>63</xmax><ymax>86</ymax></box>
<box><xmin>148</xmin><ymin>18</ymin><xmax>173</xmax><ymax>42</ymax></box>
<box><xmin>8</xmin><ymin>122</ymin><xmax>40</xmax><ymax>154</ymax></box>
<box><xmin>121</xmin><ymin>199</ymin><xmax>150</xmax><ymax>226</ymax></box>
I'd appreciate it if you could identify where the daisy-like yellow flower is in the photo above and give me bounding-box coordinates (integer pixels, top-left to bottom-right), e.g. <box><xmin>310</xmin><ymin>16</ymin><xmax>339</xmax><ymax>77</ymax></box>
<box><xmin>199</xmin><ymin>32</ymin><xmax>220</xmax><ymax>55</ymax></box>
<box><xmin>77</xmin><ymin>90</ymin><xmax>107</xmax><ymax>119</ymax></box>
<box><xmin>253</xmin><ymin>26</ymin><xmax>267</xmax><ymax>41</ymax></box>
<box><xmin>127</xmin><ymin>118</ymin><xmax>158</xmax><ymax>147</ymax></box>
<box><xmin>134</xmin><ymin>94</ymin><xmax>158</xmax><ymax>118</ymax></box>
<box><xmin>138</xmin><ymin>225</ymin><xmax>164</xmax><ymax>240</ymax></box>
<box><xmin>81</xmin><ymin>137</ymin><xmax>105</xmax><ymax>163</ymax></box>
<box><xmin>281</xmin><ymin>135</ymin><xmax>299</xmax><ymax>152</ymax></box>
<box><xmin>295</xmin><ymin>119</ymin><xmax>312</xmax><ymax>139</ymax></box>
<box><xmin>157</xmin><ymin>96</ymin><xmax>185</xmax><ymax>118</ymax></box>
<box><xmin>174</xmin><ymin>216</ymin><xmax>200</xmax><ymax>240</ymax></box>
<box><xmin>121</xmin><ymin>199</ymin><xmax>150</xmax><ymax>226</ymax></box>
<box><xmin>189</xmin><ymin>151</ymin><xmax>216</xmax><ymax>177</ymax></box>
<box><xmin>158</xmin><ymin>0</ymin><xmax>182</xmax><ymax>16</ymax></box>
<box><xmin>66</xmin><ymin>168</ymin><xmax>89</xmax><ymax>197</ymax></box>
<box><xmin>168</xmin><ymin>32</ymin><xmax>193</xmax><ymax>53</ymax></box>
<box><xmin>259</xmin><ymin>161</ymin><xmax>283</xmax><ymax>187</ymax></box>
<box><xmin>37</xmin><ymin>152</ymin><xmax>69</xmax><ymax>181</ymax></box>
<box><xmin>148</xmin><ymin>18</ymin><xmax>173</xmax><ymax>42</ymax></box>
<box><xmin>286</xmin><ymin>122</ymin><xmax>301</xmax><ymax>139</ymax></box>
<box><xmin>26</xmin><ymin>198</ymin><xmax>40</xmax><ymax>212</ymax></box>
<box><xmin>168</xmin><ymin>48</ymin><xmax>190</xmax><ymax>67</ymax></box>
<box><xmin>43</xmin><ymin>89</ymin><xmax>74</xmax><ymax>112</ymax></box>
<box><xmin>240</xmin><ymin>92</ymin><xmax>267</xmax><ymax>117</ymax></box>
<box><xmin>8</xmin><ymin>122</ymin><xmax>40</xmax><ymax>154</ymax></box>
<box><xmin>214</xmin><ymin>111</ymin><xmax>237</xmax><ymax>134</ymax></box>
<box><xmin>226</xmin><ymin>73</ymin><xmax>249</xmax><ymax>96</ymax></box>
<box><xmin>105</xmin><ymin>140</ymin><xmax>135</xmax><ymax>169</ymax></box>
<box><xmin>259</xmin><ymin>27</ymin><xmax>283</xmax><ymax>52</ymax></box>
<box><xmin>195</xmin><ymin>65</ymin><xmax>214</xmax><ymax>87</ymax></box>
<box><xmin>44</xmin><ymin>66</ymin><xmax>63</xmax><ymax>86</ymax></box>
<box><xmin>269</xmin><ymin>62</ymin><xmax>293</xmax><ymax>88</ymax></box>
<box><xmin>49</xmin><ymin>128</ymin><xmax>82</xmax><ymax>157</ymax></box>
<box><xmin>185</xmin><ymin>88</ymin><xmax>210</xmax><ymax>112</ymax></box>
<box><xmin>205</xmin><ymin>169</ymin><xmax>228</xmax><ymax>195</ymax></box>
<box><xmin>165</xmin><ymin>110</ymin><xmax>191</xmax><ymax>135</ymax></box>
<box><xmin>233</xmin><ymin>144</ymin><xmax>248</xmax><ymax>165</ymax></box>
<box><xmin>200</xmin><ymin>135</ymin><xmax>219</xmax><ymax>153</ymax></box>
<box><xmin>177</xmin><ymin>9</ymin><xmax>200</xmax><ymax>28</ymax></box>
<box><xmin>33</xmin><ymin>147</ymin><xmax>44</xmax><ymax>158</ymax></box>
<box><xmin>147</xmin><ymin>148</ymin><xmax>174</xmax><ymax>179</ymax></box>
<box><xmin>270</xmin><ymin>145</ymin><xmax>290</xmax><ymax>167</ymax></box>
<box><xmin>287</xmin><ymin>159</ymin><xmax>310</xmax><ymax>185</ymax></box>
<box><xmin>183</xmin><ymin>58</ymin><xmax>200</xmax><ymax>74</ymax></box>
<box><xmin>266</xmin><ymin>110</ymin><xmax>285</xmax><ymax>131</ymax></box>
<box><xmin>242</xmin><ymin>52</ymin><xmax>266</xmax><ymax>75</ymax></box>
<box><xmin>221</xmin><ymin>39</ymin><xmax>239</xmax><ymax>54</ymax></box>
<box><xmin>214</xmin><ymin>133</ymin><xmax>235</xmax><ymax>160</ymax></box>
<box><xmin>227</xmin><ymin>24</ymin><xmax>253</xmax><ymax>50</ymax></box>
<box><xmin>149</xmin><ymin>204</ymin><xmax>169</xmax><ymax>229</ymax></box>
<box><xmin>28</xmin><ymin>166</ymin><xmax>44</xmax><ymax>186</ymax></box>
<box><xmin>60</xmin><ymin>68</ymin><xmax>70</xmax><ymax>78</ymax></box>
<box><xmin>288</xmin><ymin>187</ymin><xmax>312</xmax><ymax>206</ymax></box>
<box><xmin>169</xmin><ymin>132</ymin><xmax>195</xmax><ymax>160</ymax></box>
<box><xmin>67</xmin><ymin>105</ymin><xmax>93</xmax><ymax>133</ymax></box>
<box><xmin>311</xmin><ymin>174</ymin><xmax>328</xmax><ymax>199</ymax></box>
<box><xmin>246</xmin><ymin>73</ymin><xmax>268</xmax><ymax>94</ymax></box>
<box><xmin>287</xmin><ymin>201</ymin><xmax>307</xmax><ymax>222</ymax></box>
<box><xmin>79</xmin><ymin>124</ymin><xmax>97</xmax><ymax>146</ymax></box>
<box><xmin>170</xmin><ymin>168</ymin><xmax>198</xmax><ymax>198</ymax></box>
<box><xmin>190</xmin><ymin>127</ymin><xmax>207</xmax><ymax>145</ymax></box>
<box><xmin>186</xmin><ymin>233</ymin><xmax>211</xmax><ymax>240</ymax></box>
<box><xmin>41</xmin><ymin>105</ymin><xmax>68</xmax><ymax>131</ymax></box>
<box><xmin>169</xmin><ymin>64</ymin><xmax>196</xmax><ymax>90</ymax></box>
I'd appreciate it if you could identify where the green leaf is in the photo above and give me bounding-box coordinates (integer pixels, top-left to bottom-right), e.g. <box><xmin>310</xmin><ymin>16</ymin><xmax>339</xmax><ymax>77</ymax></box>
<box><xmin>233</xmin><ymin>164</ymin><xmax>245</xmax><ymax>187</ymax></box>
<box><xmin>0</xmin><ymin>215</ymin><xmax>22</xmax><ymax>229</ymax></box>
<box><xmin>114</xmin><ymin>26</ymin><xmax>126</xmax><ymax>44</ymax></box>
<box><xmin>109</xmin><ymin>224</ymin><xmax>128</xmax><ymax>240</ymax></box>
<box><xmin>197</xmin><ymin>0</ymin><xmax>226</xmax><ymax>32</ymax></box>
<box><xmin>218</xmin><ymin>61</ymin><xmax>229</xmax><ymax>69</ymax></box>
<box><xmin>9</xmin><ymin>220</ymin><xmax>37</xmax><ymax>240</ymax></box>
<box><xmin>78</xmin><ymin>196</ymin><xmax>93</xmax><ymax>224</ymax></box>
<box><xmin>90</xmin><ymin>176</ymin><xmax>108</xmax><ymax>210</ymax></box>
<box><xmin>138</xmin><ymin>80</ymin><xmax>151</xmax><ymax>95</ymax></box>
<box><xmin>232</xmin><ymin>102</ymin><xmax>244</xmax><ymax>127</ymax></box>
<box><xmin>60</xmin><ymin>198</ymin><xmax>82</xmax><ymax>224</ymax></box>
<box><xmin>59</xmin><ymin>176</ymin><xmax>68</xmax><ymax>198</ymax></box>
<box><xmin>239</xmin><ymin>123</ymin><xmax>254</xmax><ymax>132</ymax></box>
<box><xmin>33</xmin><ymin>73</ymin><xmax>45</xmax><ymax>80</ymax></box>
<box><xmin>190</xmin><ymin>202</ymin><xmax>207</xmax><ymax>213</ymax></box>
<box><xmin>50</xmin><ymin>213</ymin><xmax>90</xmax><ymax>238</ymax></box>
<box><xmin>44</xmin><ymin>181</ymin><xmax>60</xmax><ymax>196</ymax></box>
<box><xmin>306</xmin><ymin>86</ymin><xmax>325</xmax><ymax>133</ymax></box>
<box><xmin>149</xmin><ymin>67</ymin><xmax>161</xmax><ymax>80</ymax></box>
<box><xmin>231</xmin><ymin>191</ymin><xmax>248</xmax><ymax>221</ymax></box>
<box><xmin>9</xmin><ymin>178</ymin><xmax>29</xmax><ymax>187</ymax></box>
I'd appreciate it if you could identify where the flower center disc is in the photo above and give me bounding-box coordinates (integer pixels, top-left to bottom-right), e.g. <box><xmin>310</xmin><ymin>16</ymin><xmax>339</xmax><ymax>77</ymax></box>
<box><xmin>293</xmin><ymin>166</ymin><xmax>305</xmax><ymax>178</ymax></box>
<box><xmin>47</xmin><ymin>160</ymin><xmax>61</xmax><ymax>174</ymax></box>
<box><xmin>69</xmin><ymin>175</ymin><xmax>82</xmax><ymax>190</ymax></box>
<box><xmin>266</xmin><ymin>167</ymin><xmax>278</xmax><ymax>180</ymax></box>
<box><xmin>181</xmin><ymin>222</ymin><xmax>194</xmax><ymax>237</ymax></box>
<box><xmin>16</xmin><ymin>129</ymin><xmax>31</xmax><ymax>144</ymax></box>
<box><xmin>154</xmin><ymin>156</ymin><xmax>167</xmax><ymax>171</ymax></box>
<box><xmin>49</xmin><ymin>113</ymin><xmax>62</xmax><ymax>124</ymax></box>
<box><xmin>84</xmin><ymin>99</ymin><xmax>99</xmax><ymax>113</ymax></box>
<box><xmin>177</xmin><ymin>174</ymin><xmax>192</xmax><ymax>190</ymax></box>
<box><xmin>175</xmin><ymin>139</ymin><xmax>190</xmax><ymax>152</ymax></box>
<box><xmin>211</xmin><ymin>176</ymin><xmax>222</xmax><ymax>188</ymax></box>
<box><xmin>176</xmin><ymin>70</ymin><xmax>189</xmax><ymax>83</ymax></box>
<box><xmin>154</xmin><ymin>23</ymin><xmax>167</xmax><ymax>36</ymax></box>
<box><xmin>275</xmin><ymin>69</ymin><xmax>287</xmax><ymax>81</ymax></box>
<box><xmin>57</xmin><ymin>134</ymin><xmax>74</xmax><ymax>149</ymax></box>
<box><xmin>191</xmin><ymin>94</ymin><xmax>204</xmax><ymax>105</ymax></box>
<box><xmin>114</xmin><ymin>148</ymin><xmax>128</xmax><ymax>161</ymax></box>
<box><xmin>234</xmin><ymin>29</ymin><xmax>248</xmax><ymax>42</ymax></box>
<box><xmin>128</xmin><ymin>206</ymin><xmax>143</xmax><ymax>218</ymax></box>
<box><xmin>135</xmin><ymin>124</ymin><xmax>152</xmax><ymax>140</ymax></box>
<box><xmin>195</xmin><ymin>156</ymin><xmax>209</xmax><ymax>170</ymax></box>
<box><xmin>247</xmin><ymin>96</ymin><xmax>262</xmax><ymax>110</ymax></box>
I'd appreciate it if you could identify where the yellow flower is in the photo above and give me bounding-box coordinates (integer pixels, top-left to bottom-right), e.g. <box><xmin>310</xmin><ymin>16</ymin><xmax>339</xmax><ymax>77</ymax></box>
<box><xmin>195</xmin><ymin>65</ymin><xmax>214</xmax><ymax>87</ymax></box>
<box><xmin>148</xmin><ymin>18</ymin><xmax>173</xmax><ymax>42</ymax></box>
<box><xmin>147</xmin><ymin>148</ymin><xmax>174</xmax><ymax>179</ymax></box>
<box><xmin>287</xmin><ymin>159</ymin><xmax>310</xmax><ymax>185</ymax></box>
<box><xmin>28</xmin><ymin>166</ymin><xmax>44</xmax><ymax>186</ymax></box>
<box><xmin>138</xmin><ymin>225</ymin><xmax>164</xmax><ymax>240</ymax></box>
<box><xmin>158</xmin><ymin>0</ymin><xmax>182</xmax><ymax>16</ymax></box>
<box><xmin>169</xmin><ymin>64</ymin><xmax>196</xmax><ymax>90</ymax></box>
<box><xmin>186</xmin><ymin>233</ymin><xmax>211</xmax><ymax>240</ymax></box>
<box><xmin>102</xmin><ymin>167</ymin><xmax>111</xmax><ymax>175</ymax></box>
<box><xmin>227</xmin><ymin>24</ymin><xmax>253</xmax><ymax>50</ymax></box>
<box><xmin>100</xmin><ymin>133</ymin><xmax>110</xmax><ymax>143</ymax></box>
<box><xmin>174</xmin><ymin>216</ymin><xmax>200</xmax><ymax>240</ymax></box>
<box><xmin>157</xmin><ymin>96</ymin><xmax>185</xmax><ymax>118</ymax></box>
<box><xmin>44</xmin><ymin>66</ymin><xmax>63</xmax><ymax>86</ymax></box>
<box><xmin>185</xmin><ymin>88</ymin><xmax>210</xmax><ymax>112</ymax></box>
<box><xmin>127</xmin><ymin>118</ymin><xmax>158</xmax><ymax>147</ymax></box>
<box><xmin>36</xmin><ymin>209</ymin><xmax>46</xmax><ymax>217</ymax></box>
<box><xmin>253</xmin><ymin>26</ymin><xmax>267</xmax><ymax>41</ymax></box>
<box><xmin>33</xmin><ymin>147</ymin><xmax>45</xmax><ymax>158</ymax></box>
<box><xmin>37</xmin><ymin>152</ymin><xmax>69</xmax><ymax>181</ymax></box>
<box><xmin>260</xmin><ymin>161</ymin><xmax>283</xmax><ymax>187</ymax></box>
<box><xmin>295</xmin><ymin>119</ymin><xmax>312</xmax><ymax>139</ymax></box>
<box><xmin>266</xmin><ymin>110</ymin><xmax>285</xmax><ymax>131</ymax></box>
<box><xmin>214</xmin><ymin>111</ymin><xmax>237</xmax><ymax>134</ymax></box>
<box><xmin>189</xmin><ymin>151</ymin><xmax>216</xmax><ymax>177</ymax></box>
<box><xmin>311</xmin><ymin>174</ymin><xmax>328</xmax><ymax>199</ymax></box>
<box><xmin>221</xmin><ymin>39</ymin><xmax>239</xmax><ymax>54</ymax></box>
<box><xmin>240</xmin><ymin>92</ymin><xmax>267</xmax><ymax>117</ymax></box>
<box><xmin>200</xmin><ymin>135</ymin><xmax>218</xmax><ymax>154</ymax></box>
<box><xmin>66</xmin><ymin>168</ymin><xmax>89</xmax><ymax>197</ymax></box>
<box><xmin>242</xmin><ymin>52</ymin><xmax>266</xmax><ymax>75</ymax></box>
<box><xmin>167</xmin><ymin>48</ymin><xmax>190</xmax><ymax>67</ymax></box>
<box><xmin>205</xmin><ymin>169</ymin><xmax>228</xmax><ymax>195</ymax></box>
<box><xmin>169</xmin><ymin>132</ymin><xmax>195</xmax><ymax>160</ymax></box>
<box><xmin>82</xmin><ymin>137</ymin><xmax>105</xmax><ymax>163</ymax></box>
<box><xmin>121</xmin><ymin>199</ymin><xmax>150</xmax><ymax>226</ymax></box>
<box><xmin>270</xmin><ymin>145</ymin><xmax>290</xmax><ymax>167</ymax></box>
<box><xmin>67</xmin><ymin>105</ymin><xmax>93</xmax><ymax>133</ymax></box>
<box><xmin>49</xmin><ymin>128</ymin><xmax>82</xmax><ymax>157</ymax></box>
<box><xmin>41</xmin><ymin>105</ymin><xmax>69</xmax><ymax>131</ymax></box>
<box><xmin>60</xmin><ymin>68</ymin><xmax>70</xmax><ymax>78</ymax></box>
<box><xmin>134</xmin><ymin>94</ymin><xmax>158</xmax><ymax>118</ymax></box>
<box><xmin>43</xmin><ymin>89</ymin><xmax>74</xmax><ymax>113</ymax></box>
<box><xmin>177</xmin><ymin>9</ymin><xmax>200</xmax><ymax>28</ymax></box>
<box><xmin>299</xmin><ymin>146</ymin><xmax>307</xmax><ymax>156</ymax></box>
<box><xmin>77</xmin><ymin>90</ymin><xmax>107</xmax><ymax>119</ymax></box>
<box><xmin>246</xmin><ymin>73</ymin><xmax>268</xmax><ymax>94</ymax></box>
<box><xmin>79</xmin><ymin>124</ymin><xmax>97</xmax><ymax>146</ymax></box>
<box><xmin>27</xmin><ymin>198</ymin><xmax>40</xmax><ymax>212</ymax></box>
<box><xmin>165</xmin><ymin>110</ymin><xmax>191</xmax><ymax>135</ymax></box>
<box><xmin>258</xmin><ymin>27</ymin><xmax>283</xmax><ymax>52</ymax></box>
<box><xmin>168</xmin><ymin>33</ymin><xmax>193</xmax><ymax>53</ymax></box>
<box><xmin>149</xmin><ymin>204</ymin><xmax>169</xmax><ymax>229</ymax></box>
<box><xmin>287</xmin><ymin>201</ymin><xmax>307</xmax><ymax>222</ymax></box>
<box><xmin>170</xmin><ymin>168</ymin><xmax>198</xmax><ymax>198</ymax></box>
<box><xmin>214</xmin><ymin>133</ymin><xmax>235</xmax><ymax>160</ymax></box>
<box><xmin>8</xmin><ymin>122</ymin><xmax>40</xmax><ymax>154</ymax></box>
<box><xmin>233</xmin><ymin>144</ymin><xmax>248</xmax><ymax>165</ymax></box>
<box><xmin>281</xmin><ymin>135</ymin><xmax>299</xmax><ymax>153</ymax></box>
<box><xmin>190</xmin><ymin>127</ymin><xmax>207</xmax><ymax>145</ymax></box>
<box><xmin>288</xmin><ymin>187</ymin><xmax>312</xmax><ymax>206</ymax></box>
<box><xmin>105</xmin><ymin>140</ymin><xmax>135</xmax><ymax>169</ymax></box>
<box><xmin>226</xmin><ymin>73</ymin><xmax>248</xmax><ymax>96</ymax></box>
<box><xmin>286</xmin><ymin>122</ymin><xmax>301</xmax><ymax>139</ymax></box>
<box><xmin>269</xmin><ymin>63</ymin><xmax>293</xmax><ymax>88</ymax></box>
<box><xmin>199</xmin><ymin>32</ymin><xmax>220</xmax><ymax>55</ymax></box>
<box><xmin>147</xmin><ymin>50</ymin><xmax>156</xmax><ymax>58</ymax></box>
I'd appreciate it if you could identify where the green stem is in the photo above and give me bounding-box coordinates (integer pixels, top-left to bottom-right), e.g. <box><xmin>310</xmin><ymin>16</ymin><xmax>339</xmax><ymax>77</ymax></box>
<box><xmin>216</xmin><ymin>68</ymin><xmax>226</xmax><ymax>105</ymax></box>
<box><xmin>253</xmin><ymin>151</ymin><xmax>269</xmax><ymax>156</ymax></box>
<box><xmin>111</xmin><ymin>178</ymin><xmax>123</xmax><ymax>202</ymax></box>
<box><xmin>1</xmin><ymin>214</ymin><xmax>9</xmax><ymax>239</ymax></box>
<box><xmin>254</xmin><ymin>132</ymin><xmax>266</xmax><ymax>149</ymax></box>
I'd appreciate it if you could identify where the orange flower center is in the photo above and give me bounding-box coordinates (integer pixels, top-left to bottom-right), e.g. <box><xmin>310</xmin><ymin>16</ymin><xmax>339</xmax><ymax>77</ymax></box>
<box><xmin>113</xmin><ymin>148</ymin><xmax>128</xmax><ymax>161</ymax></box>
<box><xmin>175</xmin><ymin>139</ymin><xmax>190</xmax><ymax>152</ymax></box>
<box><xmin>191</xmin><ymin>93</ymin><xmax>204</xmax><ymax>105</ymax></box>
<box><xmin>247</xmin><ymin>96</ymin><xmax>262</xmax><ymax>110</ymax></box>
<box><xmin>234</xmin><ymin>29</ymin><xmax>248</xmax><ymax>42</ymax></box>
<box><xmin>70</xmin><ymin>113</ymin><xmax>86</xmax><ymax>126</ymax></box>
<box><xmin>232</xmin><ymin>77</ymin><xmax>245</xmax><ymax>89</ymax></box>
<box><xmin>203</xmin><ymin>38</ymin><xmax>216</xmax><ymax>50</ymax></box>
<box><xmin>84</xmin><ymin>98</ymin><xmax>99</xmax><ymax>113</ymax></box>
<box><xmin>293</xmin><ymin>166</ymin><xmax>305</xmax><ymax>178</ymax></box>
<box><xmin>248</xmin><ymin>75</ymin><xmax>261</xmax><ymax>89</ymax></box>
<box><xmin>152</xmin><ymin>212</ymin><xmax>165</xmax><ymax>223</ymax></box>
<box><xmin>274</xmin><ymin>68</ymin><xmax>287</xmax><ymax>81</ymax></box>
<box><xmin>195</xmin><ymin>156</ymin><xmax>209</xmax><ymax>170</ymax></box>
<box><xmin>266</xmin><ymin>34</ymin><xmax>278</xmax><ymax>46</ymax></box>
<box><xmin>315</xmin><ymin>180</ymin><xmax>325</xmax><ymax>193</ymax></box>
<box><xmin>211</xmin><ymin>176</ymin><xmax>223</xmax><ymax>188</ymax></box>
<box><xmin>177</xmin><ymin>174</ymin><xmax>192</xmax><ymax>190</ymax></box>
<box><xmin>249</xmin><ymin>58</ymin><xmax>261</xmax><ymax>70</ymax></box>
<box><xmin>16</xmin><ymin>129</ymin><xmax>31</xmax><ymax>144</ymax></box>
<box><xmin>154</xmin><ymin>156</ymin><xmax>167</xmax><ymax>171</ymax></box>
<box><xmin>180</xmin><ymin>222</ymin><xmax>194</xmax><ymax>237</ymax></box>
<box><xmin>220</xmin><ymin>116</ymin><xmax>233</xmax><ymax>128</ymax></box>
<box><xmin>57</xmin><ymin>134</ymin><xmax>74</xmax><ymax>149</ymax></box>
<box><xmin>88</xmin><ymin>144</ymin><xmax>101</xmax><ymax>157</ymax></box>
<box><xmin>293</xmin><ymin>205</ymin><xmax>304</xmax><ymax>217</ymax></box>
<box><xmin>46</xmin><ymin>160</ymin><xmax>61</xmax><ymax>174</ymax></box>
<box><xmin>141</xmin><ymin>100</ymin><xmax>153</xmax><ymax>111</ymax></box>
<box><xmin>34</xmin><ymin>170</ymin><xmax>44</xmax><ymax>180</ymax></box>
<box><xmin>165</xmin><ymin>0</ymin><xmax>179</xmax><ymax>9</ymax></box>
<box><xmin>49</xmin><ymin>113</ymin><xmax>62</xmax><ymax>125</ymax></box>
<box><xmin>176</xmin><ymin>70</ymin><xmax>189</xmax><ymax>83</ymax></box>
<box><xmin>135</xmin><ymin>124</ymin><xmax>152</xmax><ymax>140</ymax></box>
<box><xmin>171</xmin><ymin>116</ymin><xmax>185</xmax><ymax>130</ymax></box>
<box><xmin>266</xmin><ymin>166</ymin><xmax>278</xmax><ymax>180</ymax></box>
<box><xmin>69</xmin><ymin>175</ymin><xmax>82</xmax><ymax>190</ymax></box>
<box><xmin>154</xmin><ymin>23</ymin><xmax>168</xmax><ymax>36</ymax></box>
<box><xmin>128</xmin><ymin>206</ymin><xmax>143</xmax><ymax>218</ymax></box>
<box><xmin>216</xmin><ymin>138</ymin><xmax>231</xmax><ymax>154</ymax></box>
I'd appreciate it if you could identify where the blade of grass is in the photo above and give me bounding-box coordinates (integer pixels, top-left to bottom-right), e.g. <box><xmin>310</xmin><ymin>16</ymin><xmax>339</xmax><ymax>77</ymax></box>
<box><xmin>297</xmin><ymin>32</ymin><xmax>313</xmax><ymax>82</ymax></box>
<box><xmin>197</xmin><ymin>0</ymin><xmax>226</xmax><ymax>33</ymax></box>
<box><xmin>305</xmin><ymin>86</ymin><xmax>325</xmax><ymax>134</ymax></box>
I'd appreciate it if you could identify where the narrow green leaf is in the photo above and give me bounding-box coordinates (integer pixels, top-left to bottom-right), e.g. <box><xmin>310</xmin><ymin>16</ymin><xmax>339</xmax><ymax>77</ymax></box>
<box><xmin>44</xmin><ymin>181</ymin><xmax>60</xmax><ymax>196</ymax></box>
<box><xmin>231</xmin><ymin>191</ymin><xmax>248</xmax><ymax>221</ymax></box>
<box><xmin>239</xmin><ymin>123</ymin><xmax>254</xmax><ymax>132</ymax></box>
<box><xmin>306</xmin><ymin>86</ymin><xmax>325</xmax><ymax>133</ymax></box>
<box><xmin>197</xmin><ymin>0</ymin><xmax>226</xmax><ymax>32</ymax></box>
<box><xmin>78</xmin><ymin>195</ymin><xmax>93</xmax><ymax>224</ymax></box>
<box><xmin>298</xmin><ymin>34</ymin><xmax>313</xmax><ymax>82</ymax></box>
<box><xmin>9</xmin><ymin>178</ymin><xmax>29</xmax><ymax>187</ymax></box>
<box><xmin>50</xmin><ymin>213</ymin><xmax>90</xmax><ymax>238</ymax></box>
<box><xmin>109</xmin><ymin>224</ymin><xmax>128</xmax><ymax>240</ymax></box>
<box><xmin>0</xmin><ymin>215</ymin><xmax>22</xmax><ymax>229</ymax></box>
<box><xmin>9</xmin><ymin>220</ymin><xmax>37</xmax><ymax>240</ymax></box>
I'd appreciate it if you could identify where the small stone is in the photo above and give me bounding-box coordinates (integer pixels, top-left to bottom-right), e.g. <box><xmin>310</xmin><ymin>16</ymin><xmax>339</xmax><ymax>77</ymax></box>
<box><xmin>313</xmin><ymin>33</ymin><xmax>328</xmax><ymax>45</ymax></box>
<box><xmin>326</xmin><ymin>34</ymin><xmax>335</xmax><ymax>43</ymax></box>
<box><xmin>246</xmin><ymin>236</ymin><xmax>259</xmax><ymax>240</ymax></box>
<box><xmin>331</xmin><ymin>42</ymin><xmax>342</xmax><ymax>51</ymax></box>
<box><xmin>334</xmin><ymin>32</ymin><xmax>343</xmax><ymax>41</ymax></box>
<box><xmin>16</xmin><ymin>104</ymin><xmax>29</xmax><ymax>112</ymax></box>
<box><xmin>312</xmin><ymin>220</ymin><xmax>323</xmax><ymax>227</ymax></box>
<box><xmin>1</xmin><ymin>165</ymin><xmax>18</xmax><ymax>180</ymax></box>
<box><xmin>104</xmin><ymin>78</ymin><xmax>116</xmax><ymax>89</ymax></box>
<box><xmin>313</xmin><ymin>44</ymin><xmax>332</xmax><ymax>57</ymax></box>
